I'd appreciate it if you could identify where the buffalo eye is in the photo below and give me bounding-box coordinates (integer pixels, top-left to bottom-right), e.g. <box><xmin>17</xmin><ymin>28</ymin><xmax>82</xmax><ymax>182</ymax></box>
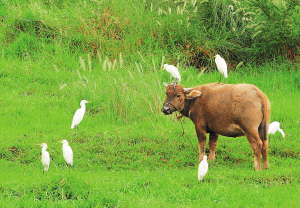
<box><xmin>177</xmin><ymin>94</ymin><xmax>181</xmax><ymax>97</ymax></box>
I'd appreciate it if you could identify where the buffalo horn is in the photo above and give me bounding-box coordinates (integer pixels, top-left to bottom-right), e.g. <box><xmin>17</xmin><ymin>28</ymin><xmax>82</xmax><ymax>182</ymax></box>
<box><xmin>183</xmin><ymin>88</ymin><xmax>193</xmax><ymax>93</ymax></box>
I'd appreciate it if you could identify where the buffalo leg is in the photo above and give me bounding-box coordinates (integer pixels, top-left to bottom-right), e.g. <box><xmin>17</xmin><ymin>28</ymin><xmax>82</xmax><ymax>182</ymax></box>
<box><xmin>258</xmin><ymin>124</ymin><xmax>269</xmax><ymax>170</ymax></box>
<box><xmin>208</xmin><ymin>133</ymin><xmax>219</xmax><ymax>160</ymax></box>
<box><xmin>261</xmin><ymin>139</ymin><xmax>269</xmax><ymax>169</ymax></box>
<box><xmin>195</xmin><ymin>126</ymin><xmax>207</xmax><ymax>162</ymax></box>
<box><xmin>245</xmin><ymin>130</ymin><xmax>263</xmax><ymax>170</ymax></box>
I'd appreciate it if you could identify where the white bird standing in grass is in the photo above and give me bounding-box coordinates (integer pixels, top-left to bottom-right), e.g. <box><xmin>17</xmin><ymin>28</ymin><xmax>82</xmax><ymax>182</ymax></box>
<box><xmin>268</xmin><ymin>121</ymin><xmax>285</xmax><ymax>138</ymax></box>
<box><xmin>60</xmin><ymin>140</ymin><xmax>73</xmax><ymax>167</ymax></box>
<box><xmin>71</xmin><ymin>100</ymin><xmax>91</xmax><ymax>129</ymax></box>
<box><xmin>214</xmin><ymin>54</ymin><xmax>228</xmax><ymax>83</ymax></box>
<box><xmin>164</xmin><ymin>64</ymin><xmax>181</xmax><ymax>82</ymax></box>
<box><xmin>39</xmin><ymin>143</ymin><xmax>50</xmax><ymax>173</ymax></box>
<box><xmin>198</xmin><ymin>155</ymin><xmax>208</xmax><ymax>181</ymax></box>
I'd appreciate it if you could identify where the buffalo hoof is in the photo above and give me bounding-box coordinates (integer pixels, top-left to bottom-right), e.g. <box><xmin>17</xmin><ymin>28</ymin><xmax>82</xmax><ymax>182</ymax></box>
<box><xmin>208</xmin><ymin>156</ymin><xmax>216</xmax><ymax>161</ymax></box>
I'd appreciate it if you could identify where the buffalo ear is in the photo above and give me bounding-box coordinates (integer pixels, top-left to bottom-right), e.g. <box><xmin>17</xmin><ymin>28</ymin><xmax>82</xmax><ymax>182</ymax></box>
<box><xmin>163</xmin><ymin>82</ymin><xmax>169</xmax><ymax>88</ymax></box>
<box><xmin>186</xmin><ymin>90</ymin><xmax>202</xmax><ymax>100</ymax></box>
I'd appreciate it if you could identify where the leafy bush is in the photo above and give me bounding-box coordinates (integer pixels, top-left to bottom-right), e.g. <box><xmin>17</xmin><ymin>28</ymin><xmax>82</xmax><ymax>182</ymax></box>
<box><xmin>241</xmin><ymin>0</ymin><xmax>300</xmax><ymax>61</ymax></box>
<box><xmin>1</xmin><ymin>0</ymin><xmax>299</xmax><ymax>69</ymax></box>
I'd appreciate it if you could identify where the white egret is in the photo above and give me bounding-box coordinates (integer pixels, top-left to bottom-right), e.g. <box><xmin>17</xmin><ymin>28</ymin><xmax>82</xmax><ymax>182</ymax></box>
<box><xmin>214</xmin><ymin>54</ymin><xmax>228</xmax><ymax>83</ymax></box>
<box><xmin>268</xmin><ymin>121</ymin><xmax>285</xmax><ymax>138</ymax></box>
<box><xmin>60</xmin><ymin>140</ymin><xmax>73</xmax><ymax>167</ymax></box>
<box><xmin>198</xmin><ymin>155</ymin><xmax>208</xmax><ymax>181</ymax></box>
<box><xmin>39</xmin><ymin>143</ymin><xmax>50</xmax><ymax>173</ymax></box>
<box><xmin>71</xmin><ymin>100</ymin><xmax>91</xmax><ymax>129</ymax></box>
<box><xmin>164</xmin><ymin>64</ymin><xmax>181</xmax><ymax>82</ymax></box>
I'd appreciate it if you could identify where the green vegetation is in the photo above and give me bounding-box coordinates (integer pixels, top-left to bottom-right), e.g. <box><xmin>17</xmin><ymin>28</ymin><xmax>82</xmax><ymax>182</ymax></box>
<box><xmin>0</xmin><ymin>0</ymin><xmax>300</xmax><ymax>207</ymax></box>
<box><xmin>2</xmin><ymin>0</ymin><xmax>300</xmax><ymax>67</ymax></box>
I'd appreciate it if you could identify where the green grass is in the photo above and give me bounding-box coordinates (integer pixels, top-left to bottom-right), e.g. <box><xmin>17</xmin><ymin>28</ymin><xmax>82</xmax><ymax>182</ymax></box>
<box><xmin>1</xmin><ymin>0</ymin><xmax>300</xmax><ymax>207</ymax></box>
<box><xmin>0</xmin><ymin>53</ymin><xmax>300</xmax><ymax>206</ymax></box>
<box><xmin>1</xmin><ymin>162</ymin><xmax>300</xmax><ymax>207</ymax></box>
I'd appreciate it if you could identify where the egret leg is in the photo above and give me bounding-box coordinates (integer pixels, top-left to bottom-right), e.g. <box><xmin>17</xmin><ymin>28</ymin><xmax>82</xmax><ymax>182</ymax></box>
<box><xmin>64</xmin><ymin>162</ymin><xmax>69</xmax><ymax>170</ymax></box>
<box><xmin>172</xmin><ymin>79</ymin><xmax>178</xmax><ymax>85</ymax></box>
<box><xmin>218</xmin><ymin>75</ymin><xmax>222</xmax><ymax>84</ymax></box>
<box><xmin>43</xmin><ymin>169</ymin><xmax>48</xmax><ymax>175</ymax></box>
<box><xmin>65</xmin><ymin>163</ymin><xmax>71</xmax><ymax>173</ymax></box>
<box><xmin>76</xmin><ymin>125</ymin><xmax>79</xmax><ymax>135</ymax></box>
<box><xmin>198</xmin><ymin>179</ymin><xmax>205</xmax><ymax>183</ymax></box>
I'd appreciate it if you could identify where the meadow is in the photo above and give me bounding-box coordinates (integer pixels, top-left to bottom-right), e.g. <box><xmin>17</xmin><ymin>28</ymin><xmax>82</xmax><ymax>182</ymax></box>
<box><xmin>1</xmin><ymin>53</ymin><xmax>300</xmax><ymax>207</ymax></box>
<box><xmin>1</xmin><ymin>0</ymin><xmax>300</xmax><ymax>207</ymax></box>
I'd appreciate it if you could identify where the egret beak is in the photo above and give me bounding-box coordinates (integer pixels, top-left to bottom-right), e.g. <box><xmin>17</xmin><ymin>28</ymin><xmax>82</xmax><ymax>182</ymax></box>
<box><xmin>59</xmin><ymin>141</ymin><xmax>63</xmax><ymax>143</ymax></box>
<box><xmin>88</xmin><ymin>101</ymin><xmax>91</xmax><ymax>103</ymax></box>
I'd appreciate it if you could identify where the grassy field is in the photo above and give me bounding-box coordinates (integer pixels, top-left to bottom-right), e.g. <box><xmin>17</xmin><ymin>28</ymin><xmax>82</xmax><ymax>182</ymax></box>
<box><xmin>1</xmin><ymin>54</ymin><xmax>300</xmax><ymax>207</ymax></box>
<box><xmin>1</xmin><ymin>0</ymin><xmax>300</xmax><ymax>207</ymax></box>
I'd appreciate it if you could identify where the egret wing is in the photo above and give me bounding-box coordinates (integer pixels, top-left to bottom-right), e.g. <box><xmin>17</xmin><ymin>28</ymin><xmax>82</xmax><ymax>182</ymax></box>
<box><xmin>42</xmin><ymin>151</ymin><xmax>50</xmax><ymax>171</ymax></box>
<box><xmin>170</xmin><ymin>65</ymin><xmax>181</xmax><ymax>81</ymax></box>
<box><xmin>215</xmin><ymin>56</ymin><xmax>228</xmax><ymax>78</ymax></box>
<box><xmin>71</xmin><ymin>108</ymin><xmax>84</xmax><ymax>129</ymax></box>
<box><xmin>63</xmin><ymin>146</ymin><xmax>73</xmax><ymax>166</ymax></box>
<box><xmin>268</xmin><ymin>121</ymin><xmax>280</xmax><ymax>134</ymax></box>
<box><xmin>198</xmin><ymin>160</ymin><xmax>208</xmax><ymax>180</ymax></box>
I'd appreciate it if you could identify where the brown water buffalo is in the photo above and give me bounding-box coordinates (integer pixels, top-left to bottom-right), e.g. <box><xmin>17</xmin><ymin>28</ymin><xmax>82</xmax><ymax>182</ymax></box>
<box><xmin>161</xmin><ymin>82</ymin><xmax>270</xmax><ymax>170</ymax></box>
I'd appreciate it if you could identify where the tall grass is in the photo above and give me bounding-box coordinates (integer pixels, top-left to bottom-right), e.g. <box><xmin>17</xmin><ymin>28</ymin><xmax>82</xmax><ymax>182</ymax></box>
<box><xmin>1</xmin><ymin>0</ymin><xmax>299</xmax><ymax>69</ymax></box>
